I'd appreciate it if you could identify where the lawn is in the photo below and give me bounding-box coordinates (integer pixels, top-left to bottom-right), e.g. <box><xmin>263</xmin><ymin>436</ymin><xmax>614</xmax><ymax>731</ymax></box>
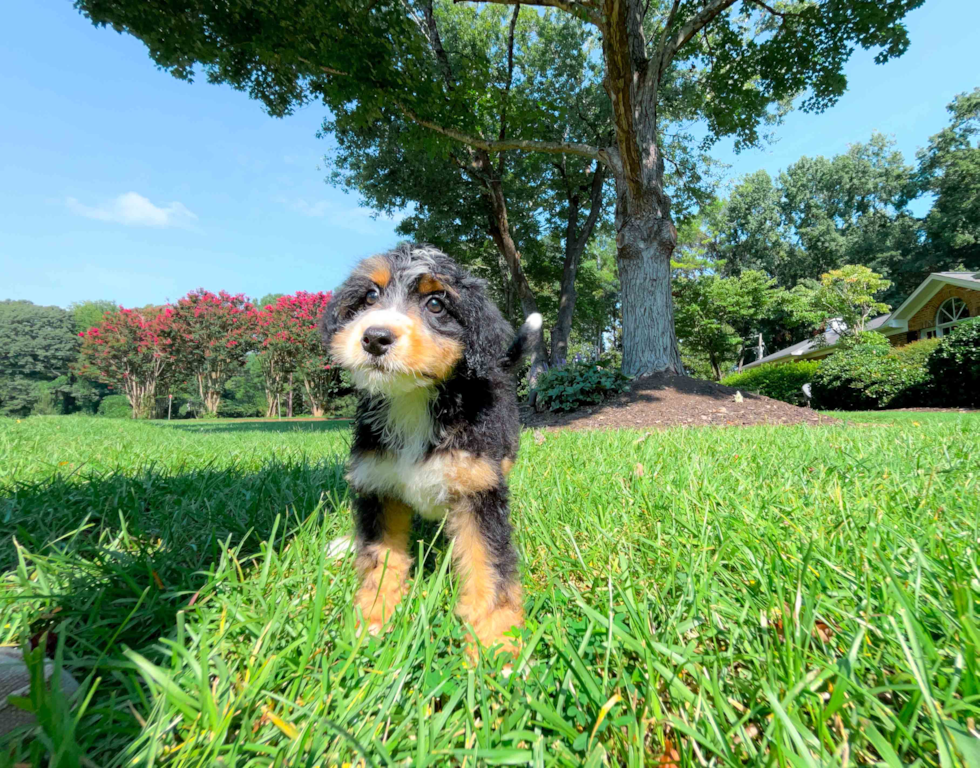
<box><xmin>1</xmin><ymin>414</ymin><xmax>978</xmax><ymax>766</ymax></box>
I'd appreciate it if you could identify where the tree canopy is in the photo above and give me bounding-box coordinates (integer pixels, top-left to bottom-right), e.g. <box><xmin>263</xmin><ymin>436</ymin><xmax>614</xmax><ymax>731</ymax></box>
<box><xmin>0</xmin><ymin>301</ymin><xmax>79</xmax><ymax>417</ymax></box>
<box><xmin>76</xmin><ymin>0</ymin><xmax>924</xmax><ymax>377</ymax></box>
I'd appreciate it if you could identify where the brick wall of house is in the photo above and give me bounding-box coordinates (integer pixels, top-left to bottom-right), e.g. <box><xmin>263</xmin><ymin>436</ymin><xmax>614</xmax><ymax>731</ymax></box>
<box><xmin>888</xmin><ymin>332</ymin><xmax>907</xmax><ymax>347</ymax></box>
<box><xmin>907</xmin><ymin>285</ymin><xmax>980</xmax><ymax>333</ymax></box>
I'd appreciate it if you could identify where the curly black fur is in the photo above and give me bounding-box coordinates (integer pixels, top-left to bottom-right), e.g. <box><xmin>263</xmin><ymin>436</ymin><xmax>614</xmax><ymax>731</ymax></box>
<box><xmin>322</xmin><ymin>244</ymin><xmax>530</xmax><ymax>646</ymax></box>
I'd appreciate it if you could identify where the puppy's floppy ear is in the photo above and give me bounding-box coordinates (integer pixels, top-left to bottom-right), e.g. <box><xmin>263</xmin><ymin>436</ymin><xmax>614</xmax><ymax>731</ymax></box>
<box><xmin>458</xmin><ymin>275</ymin><xmax>512</xmax><ymax>379</ymax></box>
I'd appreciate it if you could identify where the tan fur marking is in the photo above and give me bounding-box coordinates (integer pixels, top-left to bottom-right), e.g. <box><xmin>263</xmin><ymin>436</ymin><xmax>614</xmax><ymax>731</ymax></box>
<box><xmin>354</xmin><ymin>498</ymin><xmax>413</xmax><ymax>634</ymax></box>
<box><xmin>362</xmin><ymin>257</ymin><xmax>391</xmax><ymax>288</ymax></box>
<box><xmin>501</xmin><ymin>458</ymin><xmax>514</xmax><ymax>478</ymax></box>
<box><xmin>418</xmin><ymin>275</ymin><xmax>445</xmax><ymax>294</ymax></box>
<box><xmin>399</xmin><ymin>307</ymin><xmax>463</xmax><ymax>381</ymax></box>
<box><xmin>449</xmin><ymin>505</ymin><xmax>523</xmax><ymax>658</ymax></box>
<box><xmin>445</xmin><ymin>452</ymin><xmax>498</xmax><ymax>495</ymax></box>
<box><xmin>332</xmin><ymin>305</ymin><xmax>462</xmax><ymax>383</ymax></box>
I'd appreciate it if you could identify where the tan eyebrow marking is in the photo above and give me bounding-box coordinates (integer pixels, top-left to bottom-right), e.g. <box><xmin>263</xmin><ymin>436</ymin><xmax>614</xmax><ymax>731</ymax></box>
<box><xmin>418</xmin><ymin>275</ymin><xmax>445</xmax><ymax>294</ymax></box>
<box><xmin>361</xmin><ymin>257</ymin><xmax>391</xmax><ymax>288</ymax></box>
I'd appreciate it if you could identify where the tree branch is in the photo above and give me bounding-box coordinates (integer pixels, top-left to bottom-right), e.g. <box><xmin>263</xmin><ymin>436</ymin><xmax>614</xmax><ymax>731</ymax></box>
<box><xmin>659</xmin><ymin>0</ymin><xmax>738</xmax><ymax>75</ymax></box>
<box><xmin>454</xmin><ymin>0</ymin><xmax>602</xmax><ymax>30</ymax></box>
<box><xmin>746</xmin><ymin>0</ymin><xmax>798</xmax><ymax>18</ymax></box>
<box><xmin>313</xmin><ymin>57</ymin><xmax>603</xmax><ymax>163</ymax></box>
<box><xmin>421</xmin><ymin>0</ymin><xmax>456</xmax><ymax>88</ymax></box>
<box><xmin>398</xmin><ymin>104</ymin><xmax>601</xmax><ymax>159</ymax></box>
<box><xmin>498</xmin><ymin>4</ymin><xmax>521</xmax><ymax>176</ymax></box>
<box><xmin>573</xmin><ymin>163</ymin><xmax>607</xmax><ymax>252</ymax></box>
<box><xmin>653</xmin><ymin>0</ymin><xmax>681</xmax><ymax>73</ymax></box>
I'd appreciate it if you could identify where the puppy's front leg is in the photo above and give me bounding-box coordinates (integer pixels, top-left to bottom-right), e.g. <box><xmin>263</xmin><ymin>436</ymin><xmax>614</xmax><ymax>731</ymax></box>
<box><xmin>448</xmin><ymin>489</ymin><xmax>524</xmax><ymax>658</ymax></box>
<box><xmin>353</xmin><ymin>494</ymin><xmax>413</xmax><ymax>635</ymax></box>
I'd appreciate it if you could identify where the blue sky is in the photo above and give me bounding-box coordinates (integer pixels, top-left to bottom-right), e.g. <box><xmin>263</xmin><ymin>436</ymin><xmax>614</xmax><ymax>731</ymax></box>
<box><xmin>2</xmin><ymin>1</ymin><xmax>978</xmax><ymax>309</ymax></box>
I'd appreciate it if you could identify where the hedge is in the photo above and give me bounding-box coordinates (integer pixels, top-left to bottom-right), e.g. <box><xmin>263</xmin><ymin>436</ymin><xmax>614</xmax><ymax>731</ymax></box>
<box><xmin>811</xmin><ymin>333</ymin><xmax>937</xmax><ymax>410</ymax></box>
<box><xmin>720</xmin><ymin>361</ymin><xmax>820</xmax><ymax>406</ymax></box>
<box><xmin>928</xmin><ymin>317</ymin><xmax>980</xmax><ymax>407</ymax></box>
<box><xmin>97</xmin><ymin>394</ymin><xmax>133</xmax><ymax>418</ymax></box>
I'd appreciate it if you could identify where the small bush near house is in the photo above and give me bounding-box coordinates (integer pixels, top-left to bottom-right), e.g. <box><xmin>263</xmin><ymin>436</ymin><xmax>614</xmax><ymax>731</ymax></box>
<box><xmin>534</xmin><ymin>357</ymin><xmax>631</xmax><ymax>412</ymax></box>
<box><xmin>720</xmin><ymin>361</ymin><xmax>821</xmax><ymax>405</ymax></box>
<box><xmin>811</xmin><ymin>332</ymin><xmax>936</xmax><ymax>410</ymax></box>
<box><xmin>928</xmin><ymin>317</ymin><xmax>980</xmax><ymax>407</ymax></box>
<box><xmin>97</xmin><ymin>394</ymin><xmax>132</xmax><ymax>418</ymax></box>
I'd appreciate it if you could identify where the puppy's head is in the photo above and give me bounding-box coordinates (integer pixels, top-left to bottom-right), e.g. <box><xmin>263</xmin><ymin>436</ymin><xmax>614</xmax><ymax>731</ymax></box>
<box><xmin>322</xmin><ymin>244</ymin><xmax>510</xmax><ymax>397</ymax></box>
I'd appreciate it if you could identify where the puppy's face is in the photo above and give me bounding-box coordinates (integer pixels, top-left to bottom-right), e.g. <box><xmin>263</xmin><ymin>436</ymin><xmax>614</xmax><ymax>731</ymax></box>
<box><xmin>323</xmin><ymin>250</ymin><xmax>467</xmax><ymax>397</ymax></box>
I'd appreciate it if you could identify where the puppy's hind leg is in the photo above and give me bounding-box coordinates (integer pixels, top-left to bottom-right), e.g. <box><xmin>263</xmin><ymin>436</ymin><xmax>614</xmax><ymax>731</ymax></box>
<box><xmin>448</xmin><ymin>490</ymin><xmax>524</xmax><ymax>660</ymax></box>
<box><xmin>353</xmin><ymin>495</ymin><xmax>414</xmax><ymax>635</ymax></box>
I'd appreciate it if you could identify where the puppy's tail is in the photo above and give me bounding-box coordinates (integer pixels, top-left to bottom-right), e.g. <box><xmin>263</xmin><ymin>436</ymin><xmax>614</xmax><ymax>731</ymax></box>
<box><xmin>500</xmin><ymin>313</ymin><xmax>543</xmax><ymax>370</ymax></box>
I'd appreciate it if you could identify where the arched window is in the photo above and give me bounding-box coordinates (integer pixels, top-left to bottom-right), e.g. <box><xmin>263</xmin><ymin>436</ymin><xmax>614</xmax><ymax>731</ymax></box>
<box><xmin>936</xmin><ymin>297</ymin><xmax>970</xmax><ymax>337</ymax></box>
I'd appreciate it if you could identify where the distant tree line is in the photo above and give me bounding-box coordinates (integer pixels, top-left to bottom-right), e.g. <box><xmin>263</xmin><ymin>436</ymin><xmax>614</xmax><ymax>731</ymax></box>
<box><xmin>0</xmin><ymin>291</ymin><xmax>350</xmax><ymax>419</ymax></box>
<box><xmin>673</xmin><ymin>89</ymin><xmax>980</xmax><ymax>379</ymax></box>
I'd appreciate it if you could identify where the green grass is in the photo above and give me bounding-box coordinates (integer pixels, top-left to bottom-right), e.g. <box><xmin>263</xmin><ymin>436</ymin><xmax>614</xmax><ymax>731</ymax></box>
<box><xmin>1</xmin><ymin>413</ymin><xmax>979</xmax><ymax>766</ymax></box>
<box><xmin>823</xmin><ymin>410</ymin><xmax>980</xmax><ymax>426</ymax></box>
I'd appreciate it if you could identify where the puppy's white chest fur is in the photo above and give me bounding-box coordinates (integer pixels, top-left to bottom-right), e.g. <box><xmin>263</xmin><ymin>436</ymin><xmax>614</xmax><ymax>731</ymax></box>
<box><xmin>348</xmin><ymin>389</ymin><xmax>451</xmax><ymax>520</ymax></box>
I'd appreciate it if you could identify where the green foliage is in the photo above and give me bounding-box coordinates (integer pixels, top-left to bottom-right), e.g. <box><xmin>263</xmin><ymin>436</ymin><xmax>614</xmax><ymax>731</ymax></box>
<box><xmin>3</xmin><ymin>414</ymin><xmax>980</xmax><ymax>764</ymax></box>
<box><xmin>534</xmin><ymin>356</ymin><xmax>630</xmax><ymax>412</ymax></box>
<box><xmin>721</xmin><ymin>361</ymin><xmax>821</xmax><ymax>406</ymax></box>
<box><xmin>673</xmin><ymin>269</ymin><xmax>790</xmax><ymax>379</ymax></box>
<box><xmin>917</xmin><ymin>88</ymin><xmax>980</xmax><ymax>272</ymax></box>
<box><xmin>927</xmin><ymin>317</ymin><xmax>980</xmax><ymax>407</ymax></box>
<box><xmin>75</xmin><ymin>0</ymin><xmax>923</xmax><ymax>377</ymax></box>
<box><xmin>811</xmin><ymin>332</ymin><xmax>936</xmax><ymax>410</ymax></box>
<box><xmin>798</xmin><ymin>264</ymin><xmax>892</xmax><ymax>334</ymax></box>
<box><xmin>0</xmin><ymin>300</ymin><xmax>79</xmax><ymax>417</ymax></box>
<box><xmin>97</xmin><ymin>394</ymin><xmax>132</xmax><ymax>419</ymax></box>
<box><xmin>68</xmin><ymin>299</ymin><xmax>117</xmax><ymax>335</ymax></box>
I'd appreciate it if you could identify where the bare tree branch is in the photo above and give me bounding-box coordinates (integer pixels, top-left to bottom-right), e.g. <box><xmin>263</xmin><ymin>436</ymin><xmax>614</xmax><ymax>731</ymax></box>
<box><xmin>659</xmin><ymin>0</ymin><xmax>738</xmax><ymax>75</ymax></box>
<box><xmin>454</xmin><ymin>0</ymin><xmax>602</xmax><ymax>30</ymax></box>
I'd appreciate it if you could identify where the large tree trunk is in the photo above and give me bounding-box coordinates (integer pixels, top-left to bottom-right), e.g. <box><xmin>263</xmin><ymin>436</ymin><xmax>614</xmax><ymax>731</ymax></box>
<box><xmin>615</xmin><ymin>192</ymin><xmax>683</xmax><ymax>376</ymax></box>
<box><xmin>600</xmin><ymin>0</ymin><xmax>687</xmax><ymax>378</ymax></box>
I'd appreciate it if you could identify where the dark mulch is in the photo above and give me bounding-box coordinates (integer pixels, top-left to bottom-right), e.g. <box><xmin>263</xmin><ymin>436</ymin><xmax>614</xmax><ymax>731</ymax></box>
<box><xmin>521</xmin><ymin>373</ymin><xmax>835</xmax><ymax>431</ymax></box>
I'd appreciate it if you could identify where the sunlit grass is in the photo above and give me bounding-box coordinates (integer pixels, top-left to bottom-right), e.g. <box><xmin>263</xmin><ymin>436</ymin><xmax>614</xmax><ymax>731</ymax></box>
<box><xmin>1</xmin><ymin>413</ymin><xmax>978</xmax><ymax>766</ymax></box>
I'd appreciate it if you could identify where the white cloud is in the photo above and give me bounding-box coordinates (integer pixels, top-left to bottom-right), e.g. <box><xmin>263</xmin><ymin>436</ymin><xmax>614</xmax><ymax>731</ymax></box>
<box><xmin>67</xmin><ymin>192</ymin><xmax>197</xmax><ymax>228</ymax></box>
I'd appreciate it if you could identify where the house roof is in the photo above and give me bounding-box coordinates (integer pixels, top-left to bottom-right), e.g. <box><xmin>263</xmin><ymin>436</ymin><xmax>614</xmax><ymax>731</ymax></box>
<box><xmin>745</xmin><ymin>315</ymin><xmax>890</xmax><ymax>369</ymax></box>
<box><xmin>743</xmin><ymin>272</ymin><xmax>980</xmax><ymax>370</ymax></box>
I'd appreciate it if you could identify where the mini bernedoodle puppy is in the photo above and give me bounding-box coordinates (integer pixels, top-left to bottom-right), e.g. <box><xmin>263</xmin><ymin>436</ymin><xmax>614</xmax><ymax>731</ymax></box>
<box><xmin>321</xmin><ymin>243</ymin><xmax>540</xmax><ymax>659</ymax></box>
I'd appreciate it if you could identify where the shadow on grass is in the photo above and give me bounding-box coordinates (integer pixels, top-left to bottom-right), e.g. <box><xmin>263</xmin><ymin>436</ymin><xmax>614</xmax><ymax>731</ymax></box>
<box><xmin>154</xmin><ymin>418</ymin><xmax>352</xmax><ymax>434</ymax></box>
<box><xmin>0</xmin><ymin>457</ymin><xmax>349</xmax><ymax>759</ymax></box>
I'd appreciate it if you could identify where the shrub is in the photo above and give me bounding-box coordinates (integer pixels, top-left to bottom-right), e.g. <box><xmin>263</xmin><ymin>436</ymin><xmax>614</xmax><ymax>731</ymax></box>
<box><xmin>98</xmin><ymin>394</ymin><xmax>133</xmax><ymax>419</ymax></box>
<box><xmin>534</xmin><ymin>358</ymin><xmax>630</xmax><ymax>413</ymax></box>
<box><xmin>811</xmin><ymin>332</ymin><xmax>936</xmax><ymax>410</ymax></box>
<box><xmin>721</xmin><ymin>361</ymin><xmax>821</xmax><ymax>405</ymax></box>
<box><xmin>927</xmin><ymin>317</ymin><xmax>980</xmax><ymax>407</ymax></box>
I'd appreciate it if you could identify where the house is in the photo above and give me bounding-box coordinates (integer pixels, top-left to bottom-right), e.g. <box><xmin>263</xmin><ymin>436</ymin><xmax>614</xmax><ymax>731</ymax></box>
<box><xmin>745</xmin><ymin>271</ymin><xmax>980</xmax><ymax>369</ymax></box>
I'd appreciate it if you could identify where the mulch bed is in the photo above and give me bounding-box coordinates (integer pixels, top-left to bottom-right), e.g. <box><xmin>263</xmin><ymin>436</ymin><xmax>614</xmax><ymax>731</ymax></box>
<box><xmin>521</xmin><ymin>373</ymin><xmax>835</xmax><ymax>431</ymax></box>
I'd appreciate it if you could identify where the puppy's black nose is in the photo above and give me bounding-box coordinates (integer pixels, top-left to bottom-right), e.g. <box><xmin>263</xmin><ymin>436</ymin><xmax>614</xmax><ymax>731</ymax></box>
<box><xmin>361</xmin><ymin>326</ymin><xmax>395</xmax><ymax>357</ymax></box>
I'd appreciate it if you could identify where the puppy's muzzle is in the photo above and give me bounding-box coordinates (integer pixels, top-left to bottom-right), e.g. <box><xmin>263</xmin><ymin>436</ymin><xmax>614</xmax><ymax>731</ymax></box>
<box><xmin>361</xmin><ymin>326</ymin><xmax>396</xmax><ymax>357</ymax></box>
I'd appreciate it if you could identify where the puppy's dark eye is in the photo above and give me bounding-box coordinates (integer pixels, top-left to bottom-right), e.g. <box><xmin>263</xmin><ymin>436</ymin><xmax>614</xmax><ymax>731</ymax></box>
<box><xmin>425</xmin><ymin>296</ymin><xmax>444</xmax><ymax>315</ymax></box>
<box><xmin>365</xmin><ymin>289</ymin><xmax>380</xmax><ymax>305</ymax></box>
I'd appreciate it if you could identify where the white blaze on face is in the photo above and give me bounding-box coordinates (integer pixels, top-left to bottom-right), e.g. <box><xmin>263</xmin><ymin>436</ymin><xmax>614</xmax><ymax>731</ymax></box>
<box><xmin>332</xmin><ymin>307</ymin><xmax>430</xmax><ymax>396</ymax></box>
<box><xmin>331</xmin><ymin>295</ymin><xmax>464</xmax><ymax>396</ymax></box>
